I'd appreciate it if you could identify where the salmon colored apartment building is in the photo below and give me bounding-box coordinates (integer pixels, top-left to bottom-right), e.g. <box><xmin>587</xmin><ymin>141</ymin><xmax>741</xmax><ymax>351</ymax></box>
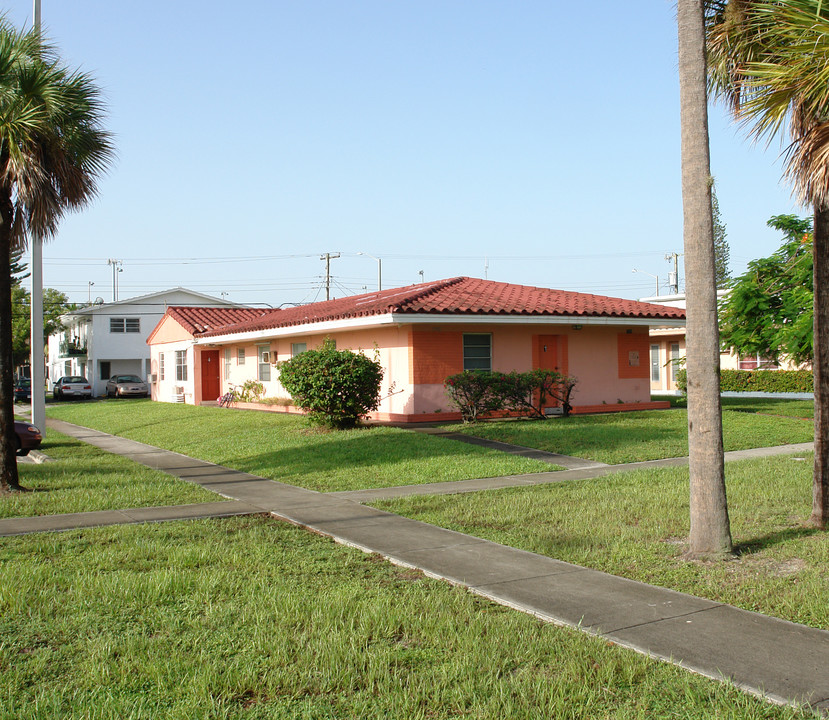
<box><xmin>146</xmin><ymin>277</ymin><xmax>686</xmax><ymax>422</ymax></box>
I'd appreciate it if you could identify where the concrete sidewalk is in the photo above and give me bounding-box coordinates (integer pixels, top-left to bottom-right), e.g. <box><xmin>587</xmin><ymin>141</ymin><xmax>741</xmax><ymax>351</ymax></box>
<box><xmin>5</xmin><ymin>417</ymin><xmax>827</xmax><ymax>713</ymax></box>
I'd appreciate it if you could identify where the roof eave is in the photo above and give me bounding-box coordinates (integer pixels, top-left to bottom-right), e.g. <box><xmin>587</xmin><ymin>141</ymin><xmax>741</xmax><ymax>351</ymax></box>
<box><xmin>190</xmin><ymin>310</ymin><xmax>685</xmax><ymax>345</ymax></box>
<box><xmin>394</xmin><ymin>313</ymin><xmax>686</xmax><ymax>328</ymax></box>
<box><xmin>193</xmin><ymin>313</ymin><xmax>399</xmax><ymax>345</ymax></box>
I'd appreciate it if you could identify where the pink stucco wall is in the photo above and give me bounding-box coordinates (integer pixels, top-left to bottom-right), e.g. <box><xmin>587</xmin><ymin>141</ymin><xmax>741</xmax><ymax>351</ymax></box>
<box><xmin>566</xmin><ymin>327</ymin><xmax>649</xmax><ymax>406</ymax></box>
<box><xmin>208</xmin><ymin>327</ymin><xmax>415</xmax><ymax>415</ymax></box>
<box><xmin>156</xmin><ymin>320</ymin><xmax>661</xmax><ymax>419</ymax></box>
<box><xmin>408</xmin><ymin>324</ymin><xmax>653</xmax><ymax>414</ymax></box>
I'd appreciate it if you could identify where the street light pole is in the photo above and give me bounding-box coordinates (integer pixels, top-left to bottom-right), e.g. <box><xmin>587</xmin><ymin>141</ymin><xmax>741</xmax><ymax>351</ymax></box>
<box><xmin>632</xmin><ymin>268</ymin><xmax>660</xmax><ymax>296</ymax></box>
<box><xmin>29</xmin><ymin>0</ymin><xmax>45</xmax><ymax>433</ymax></box>
<box><xmin>108</xmin><ymin>259</ymin><xmax>122</xmax><ymax>301</ymax></box>
<box><xmin>357</xmin><ymin>252</ymin><xmax>382</xmax><ymax>291</ymax></box>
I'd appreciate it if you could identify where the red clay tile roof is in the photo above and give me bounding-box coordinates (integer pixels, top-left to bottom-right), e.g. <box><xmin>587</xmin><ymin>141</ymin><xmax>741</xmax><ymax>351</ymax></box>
<box><xmin>195</xmin><ymin>278</ymin><xmax>685</xmax><ymax>339</ymax></box>
<box><xmin>166</xmin><ymin>306</ymin><xmax>271</xmax><ymax>335</ymax></box>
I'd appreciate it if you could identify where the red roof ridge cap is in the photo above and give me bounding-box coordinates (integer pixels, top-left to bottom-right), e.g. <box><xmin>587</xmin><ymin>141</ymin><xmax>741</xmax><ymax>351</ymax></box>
<box><xmin>396</xmin><ymin>276</ymin><xmax>465</xmax><ymax>310</ymax></box>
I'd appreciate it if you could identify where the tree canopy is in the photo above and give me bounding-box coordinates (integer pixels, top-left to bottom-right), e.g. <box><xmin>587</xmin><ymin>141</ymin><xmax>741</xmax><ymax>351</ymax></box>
<box><xmin>719</xmin><ymin>214</ymin><xmax>813</xmax><ymax>366</ymax></box>
<box><xmin>11</xmin><ymin>284</ymin><xmax>74</xmax><ymax>367</ymax></box>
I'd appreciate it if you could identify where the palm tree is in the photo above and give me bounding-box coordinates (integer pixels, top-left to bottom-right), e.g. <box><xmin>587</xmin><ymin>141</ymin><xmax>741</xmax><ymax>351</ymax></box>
<box><xmin>707</xmin><ymin>0</ymin><xmax>829</xmax><ymax>527</ymax></box>
<box><xmin>0</xmin><ymin>21</ymin><xmax>113</xmax><ymax>493</ymax></box>
<box><xmin>678</xmin><ymin>0</ymin><xmax>734</xmax><ymax>557</ymax></box>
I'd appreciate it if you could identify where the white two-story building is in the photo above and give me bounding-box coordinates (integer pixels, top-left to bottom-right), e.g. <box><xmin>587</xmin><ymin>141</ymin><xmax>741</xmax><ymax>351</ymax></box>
<box><xmin>47</xmin><ymin>288</ymin><xmax>242</xmax><ymax>397</ymax></box>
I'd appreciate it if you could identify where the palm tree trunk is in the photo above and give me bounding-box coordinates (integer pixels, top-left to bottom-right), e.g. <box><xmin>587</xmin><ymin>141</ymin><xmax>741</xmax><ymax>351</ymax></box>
<box><xmin>0</xmin><ymin>188</ymin><xmax>22</xmax><ymax>493</ymax></box>
<box><xmin>812</xmin><ymin>204</ymin><xmax>829</xmax><ymax>527</ymax></box>
<box><xmin>678</xmin><ymin>0</ymin><xmax>733</xmax><ymax>557</ymax></box>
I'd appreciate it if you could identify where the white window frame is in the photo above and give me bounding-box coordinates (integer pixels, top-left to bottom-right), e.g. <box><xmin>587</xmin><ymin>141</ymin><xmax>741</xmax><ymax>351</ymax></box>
<box><xmin>670</xmin><ymin>343</ymin><xmax>681</xmax><ymax>382</ymax></box>
<box><xmin>258</xmin><ymin>344</ymin><xmax>271</xmax><ymax>382</ymax></box>
<box><xmin>159</xmin><ymin>353</ymin><xmax>165</xmax><ymax>381</ymax></box>
<box><xmin>651</xmin><ymin>344</ymin><xmax>660</xmax><ymax>382</ymax></box>
<box><xmin>175</xmin><ymin>349</ymin><xmax>188</xmax><ymax>382</ymax></box>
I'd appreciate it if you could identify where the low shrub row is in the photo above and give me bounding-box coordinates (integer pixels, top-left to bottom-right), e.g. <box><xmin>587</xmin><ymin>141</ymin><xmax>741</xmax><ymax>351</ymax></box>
<box><xmin>445</xmin><ymin>369</ymin><xmax>578</xmax><ymax>423</ymax></box>
<box><xmin>676</xmin><ymin>368</ymin><xmax>813</xmax><ymax>393</ymax></box>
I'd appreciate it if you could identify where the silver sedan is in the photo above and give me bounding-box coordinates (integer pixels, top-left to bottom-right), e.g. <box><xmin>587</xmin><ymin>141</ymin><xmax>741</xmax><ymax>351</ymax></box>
<box><xmin>105</xmin><ymin>374</ymin><xmax>149</xmax><ymax>398</ymax></box>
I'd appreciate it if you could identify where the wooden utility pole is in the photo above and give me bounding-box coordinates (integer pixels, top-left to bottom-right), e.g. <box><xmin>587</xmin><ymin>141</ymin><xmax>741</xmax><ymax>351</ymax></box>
<box><xmin>321</xmin><ymin>253</ymin><xmax>340</xmax><ymax>300</ymax></box>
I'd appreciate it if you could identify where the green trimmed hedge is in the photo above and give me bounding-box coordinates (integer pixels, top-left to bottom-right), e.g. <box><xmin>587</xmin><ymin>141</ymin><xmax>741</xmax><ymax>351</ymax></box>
<box><xmin>675</xmin><ymin>368</ymin><xmax>813</xmax><ymax>393</ymax></box>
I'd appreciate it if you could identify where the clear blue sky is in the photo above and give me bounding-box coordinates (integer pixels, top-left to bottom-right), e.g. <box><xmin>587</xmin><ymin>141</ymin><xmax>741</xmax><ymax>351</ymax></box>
<box><xmin>8</xmin><ymin>1</ymin><xmax>802</xmax><ymax>307</ymax></box>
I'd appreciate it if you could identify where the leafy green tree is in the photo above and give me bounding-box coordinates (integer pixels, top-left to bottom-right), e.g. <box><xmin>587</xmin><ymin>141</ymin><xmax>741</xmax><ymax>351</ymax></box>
<box><xmin>719</xmin><ymin>215</ymin><xmax>813</xmax><ymax>366</ymax></box>
<box><xmin>712</xmin><ymin>187</ymin><xmax>731</xmax><ymax>287</ymax></box>
<box><xmin>678</xmin><ymin>0</ymin><xmax>733</xmax><ymax>557</ymax></box>
<box><xmin>707</xmin><ymin>0</ymin><xmax>829</xmax><ymax>527</ymax></box>
<box><xmin>11</xmin><ymin>286</ymin><xmax>74</xmax><ymax>367</ymax></box>
<box><xmin>10</xmin><ymin>249</ymin><xmax>27</xmax><ymax>285</ymax></box>
<box><xmin>0</xmin><ymin>22</ymin><xmax>113</xmax><ymax>493</ymax></box>
<box><xmin>278</xmin><ymin>340</ymin><xmax>384</xmax><ymax>429</ymax></box>
<box><xmin>11</xmin><ymin>284</ymin><xmax>29</xmax><ymax>367</ymax></box>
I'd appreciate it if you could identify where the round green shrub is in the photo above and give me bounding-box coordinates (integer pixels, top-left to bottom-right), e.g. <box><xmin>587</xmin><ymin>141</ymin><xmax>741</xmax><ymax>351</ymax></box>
<box><xmin>278</xmin><ymin>340</ymin><xmax>384</xmax><ymax>429</ymax></box>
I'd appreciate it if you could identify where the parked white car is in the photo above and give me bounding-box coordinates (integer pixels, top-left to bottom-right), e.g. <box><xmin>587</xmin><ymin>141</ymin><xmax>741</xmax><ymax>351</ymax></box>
<box><xmin>53</xmin><ymin>376</ymin><xmax>93</xmax><ymax>401</ymax></box>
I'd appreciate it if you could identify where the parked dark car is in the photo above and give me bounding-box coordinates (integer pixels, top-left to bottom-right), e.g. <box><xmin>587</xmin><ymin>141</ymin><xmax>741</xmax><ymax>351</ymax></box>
<box><xmin>14</xmin><ymin>421</ymin><xmax>42</xmax><ymax>456</ymax></box>
<box><xmin>13</xmin><ymin>379</ymin><xmax>31</xmax><ymax>403</ymax></box>
<box><xmin>53</xmin><ymin>376</ymin><xmax>93</xmax><ymax>401</ymax></box>
<box><xmin>106</xmin><ymin>374</ymin><xmax>149</xmax><ymax>398</ymax></box>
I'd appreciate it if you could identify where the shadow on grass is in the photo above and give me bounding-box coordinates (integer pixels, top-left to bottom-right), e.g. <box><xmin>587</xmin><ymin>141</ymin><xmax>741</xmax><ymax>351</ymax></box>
<box><xmin>223</xmin><ymin>428</ymin><xmax>524</xmax><ymax>489</ymax></box>
<box><xmin>19</xmin><ymin>462</ymin><xmax>143</xmax><ymax>484</ymax></box>
<box><xmin>735</xmin><ymin>525</ymin><xmax>819</xmax><ymax>555</ymax></box>
<box><xmin>463</xmin><ymin>412</ymin><xmax>686</xmax><ymax>462</ymax></box>
<box><xmin>39</xmin><ymin>439</ymin><xmax>79</xmax><ymax>451</ymax></box>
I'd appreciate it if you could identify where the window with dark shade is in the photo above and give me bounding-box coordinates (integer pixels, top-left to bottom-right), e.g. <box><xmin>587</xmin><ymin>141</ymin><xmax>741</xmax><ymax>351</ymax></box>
<box><xmin>463</xmin><ymin>334</ymin><xmax>492</xmax><ymax>372</ymax></box>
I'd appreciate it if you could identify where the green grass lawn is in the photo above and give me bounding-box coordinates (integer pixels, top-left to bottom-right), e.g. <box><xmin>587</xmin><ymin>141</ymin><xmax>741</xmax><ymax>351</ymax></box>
<box><xmin>658</xmin><ymin>395</ymin><xmax>815</xmax><ymax>418</ymax></box>
<box><xmin>720</xmin><ymin>396</ymin><xmax>815</xmax><ymax>418</ymax></box>
<box><xmin>376</xmin><ymin>451</ymin><xmax>829</xmax><ymax>631</ymax></box>
<box><xmin>452</xmin><ymin>404</ymin><xmax>813</xmax><ymax>464</ymax></box>
<box><xmin>46</xmin><ymin>400</ymin><xmax>552</xmax><ymax>492</ymax></box>
<box><xmin>0</xmin><ymin>516</ymin><xmax>805</xmax><ymax>720</ymax></box>
<box><xmin>5</xmin><ymin>429</ymin><xmax>216</xmax><ymax>518</ymax></box>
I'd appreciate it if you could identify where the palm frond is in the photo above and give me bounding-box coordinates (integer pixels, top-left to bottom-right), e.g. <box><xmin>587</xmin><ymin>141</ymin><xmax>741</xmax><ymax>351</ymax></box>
<box><xmin>707</xmin><ymin>0</ymin><xmax>829</xmax><ymax>204</ymax></box>
<box><xmin>0</xmin><ymin>19</ymin><xmax>114</xmax><ymax>246</ymax></box>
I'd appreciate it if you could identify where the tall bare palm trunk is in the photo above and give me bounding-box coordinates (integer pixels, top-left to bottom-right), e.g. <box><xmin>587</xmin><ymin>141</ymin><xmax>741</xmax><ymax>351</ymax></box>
<box><xmin>812</xmin><ymin>204</ymin><xmax>829</xmax><ymax>527</ymax></box>
<box><xmin>0</xmin><ymin>187</ymin><xmax>21</xmax><ymax>492</ymax></box>
<box><xmin>678</xmin><ymin>0</ymin><xmax>733</xmax><ymax>557</ymax></box>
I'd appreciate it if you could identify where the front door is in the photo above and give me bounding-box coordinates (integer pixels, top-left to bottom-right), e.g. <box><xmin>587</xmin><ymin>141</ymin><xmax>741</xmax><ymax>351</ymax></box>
<box><xmin>201</xmin><ymin>350</ymin><xmax>220</xmax><ymax>402</ymax></box>
<box><xmin>536</xmin><ymin>335</ymin><xmax>559</xmax><ymax>372</ymax></box>
<box><xmin>534</xmin><ymin>335</ymin><xmax>563</xmax><ymax>410</ymax></box>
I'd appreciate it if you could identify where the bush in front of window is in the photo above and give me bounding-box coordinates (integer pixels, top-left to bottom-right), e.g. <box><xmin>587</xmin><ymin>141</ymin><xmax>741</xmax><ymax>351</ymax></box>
<box><xmin>444</xmin><ymin>371</ymin><xmax>504</xmax><ymax>422</ymax></box>
<box><xmin>445</xmin><ymin>369</ymin><xmax>578</xmax><ymax>422</ymax></box>
<box><xmin>237</xmin><ymin>380</ymin><xmax>265</xmax><ymax>403</ymax></box>
<box><xmin>490</xmin><ymin>369</ymin><xmax>578</xmax><ymax>418</ymax></box>
<box><xmin>277</xmin><ymin>339</ymin><xmax>383</xmax><ymax>429</ymax></box>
